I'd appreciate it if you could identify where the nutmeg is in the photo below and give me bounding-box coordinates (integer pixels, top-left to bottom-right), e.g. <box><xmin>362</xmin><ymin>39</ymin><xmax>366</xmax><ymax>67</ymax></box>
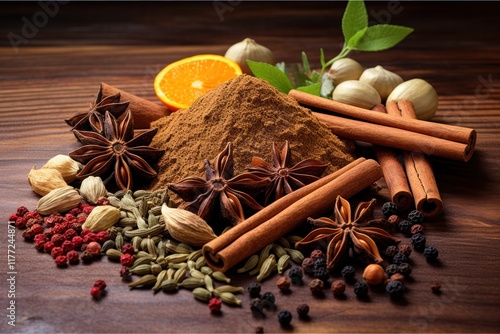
<box><xmin>362</xmin><ymin>263</ymin><xmax>386</xmax><ymax>285</ymax></box>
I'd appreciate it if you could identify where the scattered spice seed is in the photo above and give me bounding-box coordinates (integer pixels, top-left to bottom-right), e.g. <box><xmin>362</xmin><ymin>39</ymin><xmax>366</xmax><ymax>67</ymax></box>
<box><xmin>86</xmin><ymin>241</ymin><xmax>102</xmax><ymax>257</ymax></box>
<box><xmin>313</xmin><ymin>266</ymin><xmax>330</xmax><ymax>283</ymax></box>
<box><xmin>255</xmin><ymin>326</ymin><xmax>264</xmax><ymax>333</ymax></box>
<box><xmin>341</xmin><ymin>265</ymin><xmax>356</xmax><ymax>281</ymax></box>
<box><xmin>397</xmin><ymin>263</ymin><xmax>412</xmax><ymax>277</ymax></box>
<box><xmin>385</xmin><ymin>264</ymin><xmax>399</xmax><ymax>276</ymax></box>
<box><xmin>331</xmin><ymin>280</ymin><xmax>346</xmax><ymax>296</ymax></box>
<box><xmin>407</xmin><ymin>210</ymin><xmax>424</xmax><ymax>225</ymax></box>
<box><xmin>398</xmin><ymin>219</ymin><xmax>413</xmax><ymax>235</ymax></box>
<box><xmin>247</xmin><ymin>282</ymin><xmax>261</xmax><ymax>298</ymax></box>
<box><xmin>276</xmin><ymin>277</ymin><xmax>291</xmax><ymax>292</ymax></box>
<box><xmin>301</xmin><ymin>257</ymin><xmax>315</xmax><ymax>275</ymax></box>
<box><xmin>353</xmin><ymin>281</ymin><xmax>369</xmax><ymax>298</ymax></box>
<box><xmin>250</xmin><ymin>299</ymin><xmax>266</xmax><ymax>318</ymax></box>
<box><xmin>90</xmin><ymin>286</ymin><xmax>102</xmax><ymax>300</ymax></box>
<box><xmin>120</xmin><ymin>253</ymin><xmax>135</xmax><ymax>267</ymax></box>
<box><xmin>288</xmin><ymin>267</ymin><xmax>303</xmax><ymax>285</ymax></box>
<box><xmin>208</xmin><ymin>297</ymin><xmax>222</xmax><ymax>313</ymax></box>
<box><xmin>387</xmin><ymin>214</ymin><xmax>401</xmax><ymax>228</ymax></box>
<box><xmin>386</xmin><ymin>280</ymin><xmax>405</xmax><ymax>298</ymax></box>
<box><xmin>431</xmin><ymin>283</ymin><xmax>442</xmax><ymax>295</ymax></box>
<box><xmin>412</xmin><ymin>233</ymin><xmax>426</xmax><ymax>252</ymax></box>
<box><xmin>382</xmin><ymin>202</ymin><xmax>398</xmax><ymax>218</ymax></box>
<box><xmin>423</xmin><ymin>246</ymin><xmax>439</xmax><ymax>261</ymax></box>
<box><xmin>55</xmin><ymin>255</ymin><xmax>68</xmax><ymax>268</ymax></box>
<box><xmin>261</xmin><ymin>292</ymin><xmax>276</xmax><ymax>306</ymax></box>
<box><xmin>310</xmin><ymin>249</ymin><xmax>324</xmax><ymax>260</ymax></box>
<box><xmin>392</xmin><ymin>252</ymin><xmax>408</xmax><ymax>265</ymax></box>
<box><xmin>389</xmin><ymin>273</ymin><xmax>406</xmax><ymax>283</ymax></box>
<box><xmin>309</xmin><ymin>278</ymin><xmax>324</xmax><ymax>297</ymax></box>
<box><xmin>384</xmin><ymin>245</ymin><xmax>398</xmax><ymax>257</ymax></box>
<box><xmin>296</xmin><ymin>303</ymin><xmax>310</xmax><ymax>319</ymax></box>
<box><xmin>411</xmin><ymin>224</ymin><xmax>424</xmax><ymax>235</ymax></box>
<box><xmin>277</xmin><ymin>310</ymin><xmax>292</xmax><ymax>326</ymax></box>
<box><xmin>67</xmin><ymin>250</ymin><xmax>80</xmax><ymax>264</ymax></box>
<box><xmin>397</xmin><ymin>243</ymin><xmax>412</xmax><ymax>257</ymax></box>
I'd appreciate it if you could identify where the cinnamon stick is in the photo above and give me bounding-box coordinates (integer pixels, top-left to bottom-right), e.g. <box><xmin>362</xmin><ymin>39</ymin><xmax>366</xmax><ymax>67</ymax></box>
<box><xmin>388</xmin><ymin>100</ymin><xmax>443</xmax><ymax>218</ymax></box>
<box><xmin>289</xmin><ymin>89</ymin><xmax>476</xmax><ymax>161</ymax></box>
<box><xmin>101</xmin><ymin>83</ymin><xmax>170</xmax><ymax>129</ymax></box>
<box><xmin>203</xmin><ymin>158</ymin><xmax>382</xmax><ymax>272</ymax></box>
<box><xmin>371</xmin><ymin>104</ymin><xmax>413</xmax><ymax>211</ymax></box>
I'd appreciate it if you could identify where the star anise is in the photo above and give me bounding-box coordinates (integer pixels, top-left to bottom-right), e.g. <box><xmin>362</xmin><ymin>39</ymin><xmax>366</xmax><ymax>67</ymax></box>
<box><xmin>246</xmin><ymin>140</ymin><xmax>327</xmax><ymax>205</ymax></box>
<box><xmin>65</xmin><ymin>87</ymin><xmax>130</xmax><ymax>134</ymax></box>
<box><xmin>168</xmin><ymin>143</ymin><xmax>269</xmax><ymax>227</ymax></box>
<box><xmin>296</xmin><ymin>196</ymin><xmax>400</xmax><ymax>271</ymax></box>
<box><xmin>68</xmin><ymin>109</ymin><xmax>164</xmax><ymax>190</ymax></box>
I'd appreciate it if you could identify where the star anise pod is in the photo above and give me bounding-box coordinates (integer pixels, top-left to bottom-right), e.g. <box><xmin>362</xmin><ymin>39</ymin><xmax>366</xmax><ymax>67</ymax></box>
<box><xmin>65</xmin><ymin>87</ymin><xmax>130</xmax><ymax>134</ymax></box>
<box><xmin>246</xmin><ymin>140</ymin><xmax>327</xmax><ymax>205</ymax></box>
<box><xmin>296</xmin><ymin>196</ymin><xmax>400</xmax><ymax>272</ymax></box>
<box><xmin>68</xmin><ymin>109</ymin><xmax>164</xmax><ymax>190</ymax></box>
<box><xmin>168</xmin><ymin>143</ymin><xmax>269</xmax><ymax>227</ymax></box>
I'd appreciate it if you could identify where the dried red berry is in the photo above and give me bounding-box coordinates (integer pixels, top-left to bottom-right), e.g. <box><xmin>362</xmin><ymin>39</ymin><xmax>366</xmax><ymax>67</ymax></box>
<box><xmin>96</xmin><ymin>197</ymin><xmax>110</xmax><ymax>206</ymax></box>
<box><xmin>208</xmin><ymin>297</ymin><xmax>222</xmax><ymax>313</ymax></box>
<box><xmin>310</xmin><ymin>249</ymin><xmax>324</xmax><ymax>260</ymax></box>
<box><xmin>43</xmin><ymin>241</ymin><xmax>55</xmax><ymax>253</ymax></box>
<box><xmin>43</xmin><ymin>227</ymin><xmax>54</xmax><ymax>239</ymax></box>
<box><xmin>51</xmin><ymin>234</ymin><xmax>65</xmax><ymax>247</ymax></box>
<box><xmin>15</xmin><ymin>217</ymin><xmax>27</xmax><ymax>229</ymax></box>
<box><xmin>53</xmin><ymin>223</ymin><xmax>69</xmax><ymax>235</ymax></box>
<box><xmin>67</xmin><ymin>250</ymin><xmax>80</xmax><ymax>264</ymax></box>
<box><xmin>121</xmin><ymin>244</ymin><xmax>135</xmax><ymax>256</ymax></box>
<box><xmin>30</xmin><ymin>223</ymin><xmax>44</xmax><ymax>235</ymax></box>
<box><xmin>96</xmin><ymin>231</ymin><xmax>110</xmax><ymax>244</ymax></box>
<box><xmin>34</xmin><ymin>240</ymin><xmax>45</xmax><ymax>252</ymax></box>
<box><xmin>93</xmin><ymin>279</ymin><xmax>107</xmax><ymax>290</ymax></box>
<box><xmin>276</xmin><ymin>277</ymin><xmax>291</xmax><ymax>292</ymax></box>
<box><xmin>64</xmin><ymin>228</ymin><xmax>77</xmax><ymax>241</ymax></box>
<box><xmin>86</xmin><ymin>242</ymin><xmax>102</xmax><ymax>257</ymax></box>
<box><xmin>120</xmin><ymin>253</ymin><xmax>135</xmax><ymax>267</ymax></box>
<box><xmin>80</xmin><ymin>229</ymin><xmax>92</xmax><ymax>237</ymax></box>
<box><xmin>72</xmin><ymin>236</ymin><xmax>84</xmax><ymax>250</ymax></box>
<box><xmin>64</xmin><ymin>213</ymin><xmax>77</xmax><ymax>223</ymax></box>
<box><xmin>120</xmin><ymin>266</ymin><xmax>131</xmax><ymax>278</ymax></box>
<box><xmin>80</xmin><ymin>251</ymin><xmax>94</xmax><ymax>264</ymax></box>
<box><xmin>83</xmin><ymin>232</ymin><xmax>97</xmax><ymax>244</ymax></box>
<box><xmin>21</xmin><ymin>228</ymin><xmax>35</xmax><ymax>240</ymax></box>
<box><xmin>34</xmin><ymin>234</ymin><xmax>47</xmax><ymax>243</ymax></box>
<box><xmin>90</xmin><ymin>286</ymin><xmax>102</xmax><ymax>300</ymax></box>
<box><xmin>69</xmin><ymin>207</ymin><xmax>81</xmax><ymax>217</ymax></box>
<box><xmin>8</xmin><ymin>213</ymin><xmax>18</xmax><ymax>222</ymax></box>
<box><xmin>51</xmin><ymin>247</ymin><xmax>64</xmax><ymax>259</ymax></box>
<box><xmin>61</xmin><ymin>240</ymin><xmax>75</xmax><ymax>253</ymax></box>
<box><xmin>17</xmin><ymin>206</ymin><xmax>29</xmax><ymax>217</ymax></box>
<box><xmin>55</xmin><ymin>255</ymin><xmax>68</xmax><ymax>268</ymax></box>
<box><xmin>82</xmin><ymin>206</ymin><xmax>95</xmax><ymax>215</ymax></box>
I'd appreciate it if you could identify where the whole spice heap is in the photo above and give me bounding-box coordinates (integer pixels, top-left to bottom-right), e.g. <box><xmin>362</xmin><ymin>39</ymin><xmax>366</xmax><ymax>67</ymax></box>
<box><xmin>149</xmin><ymin>74</ymin><xmax>354</xmax><ymax>190</ymax></box>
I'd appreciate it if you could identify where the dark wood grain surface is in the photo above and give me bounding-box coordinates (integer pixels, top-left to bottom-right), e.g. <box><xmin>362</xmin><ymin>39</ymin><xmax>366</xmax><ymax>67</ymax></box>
<box><xmin>1</xmin><ymin>2</ymin><xmax>499</xmax><ymax>333</ymax></box>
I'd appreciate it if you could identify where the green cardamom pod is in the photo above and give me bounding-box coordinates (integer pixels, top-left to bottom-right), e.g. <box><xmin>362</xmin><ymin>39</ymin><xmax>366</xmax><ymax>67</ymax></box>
<box><xmin>130</xmin><ymin>256</ymin><xmax>152</xmax><ymax>269</ymax></box>
<box><xmin>187</xmin><ymin>260</ymin><xmax>196</xmax><ymax>271</ymax></box>
<box><xmin>131</xmin><ymin>236</ymin><xmax>142</xmax><ymax>253</ymax></box>
<box><xmin>204</xmin><ymin>275</ymin><xmax>214</xmax><ymax>292</ymax></box>
<box><xmin>152</xmin><ymin>270</ymin><xmax>168</xmax><ymax>291</ymax></box>
<box><xmin>218</xmin><ymin>292</ymin><xmax>241</xmax><ymax>306</ymax></box>
<box><xmin>133</xmin><ymin>189</ymin><xmax>151</xmax><ymax>199</ymax></box>
<box><xmin>160</xmin><ymin>278</ymin><xmax>178</xmax><ymax>292</ymax></box>
<box><xmin>136</xmin><ymin>251</ymin><xmax>154</xmax><ymax>260</ymax></box>
<box><xmin>178</xmin><ymin>243</ymin><xmax>194</xmax><ymax>254</ymax></box>
<box><xmin>213</xmin><ymin>285</ymin><xmax>244</xmax><ymax>295</ymax></box>
<box><xmin>129</xmin><ymin>264</ymin><xmax>152</xmax><ymax>276</ymax></box>
<box><xmin>286</xmin><ymin>235</ymin><xmax>303</xmax><ymax>245</ymax></box>
<box><xmin>200</xmin><ymin>266</ymin><xmax>213</xmax><ymax>276</ymax></box>
<box><xmin>147</xmin><ymin>237</ymin><xmax>158</xmax><ymax>260</ymax></box>
<box><xmin>115</xmin><ymin>232</ymin><xmax>124</xmax><ymax>251</ymax></box>
<box><xmin>165</xmin><ymin>253</ymin><xmax>189</xmax><ymax>264</ymax></box>
<box><xmin>277</xmin><ymin>254</ymin><xmax>291</xmax><ymax>274</ymax></box>
<box><xmin>276</xmin><ymin>236</ymin><xmax>291</xmax><ymax>249</ymax></box>
<box><xmin>148</xmin><ymin>205</ymin><xmax>161</xmax><ymax>216</ymax></box>
<box><xmin>211</xmin><ymin>271</ymin><xmax>231</xmax><ymax>283</ymax></box>
<box><xmin>173</xmin><ymin>265</ymin><xmax>188</xmax><ymax>284</ymax></box>
<box><xmin>101</xmin><ymin>239</ymin><xmax>116</xmax><ymax>253</ymax></box>
<box><xmin>107</xmin><ymin>196</ymin><xmax>122</xmax><ymax>208</ymax></box>
<box><xmin>118</xmin><ymin>217</ymin><xmax>137</xmax><ymax>228</ymax></box>
<box><xmin>249</xmin><ymin>244</ymin><xmax>273</xmax><ymax>276</ymax></box>
<box><xmin>166</xmin><ymin>268</ymin><xmax>175</xmax><ymax>280</ymax></box>
<box><xmin>195</xmin><ymin>256</ymin><xmax>207</xmax><ymax>270</ymax></box>
<box><xmin>256</xmin><ymin>254</ymin><xmax>277</xmax><ymax>282</ymax></box>
<box><xmin>128</xmin><ymin>274</ymin><xmax>157</xmax><ymax>289</ymax></box>
<box><xmin>192</xmin><ymin>287</ymin><xmax>212</xmax><ymax>302</ymax></box>
<box><xmin>187</xmin><ymin>250</ymin><xmax>203</xmax><ymax>262</ymax></box>
<box><xmin>190</xmin><ymin>269</ymin><xmax>205</xmax><ymax>280</ymax></box>
<box><xmin>105</xmin><ymin>248</ymin><xmax>123</xmax><ymax>261</ymax></box>
<box><xmin>236</xmin><ymin>254</ymin><xmax>259</xmax><ymax>273</ymax></box>
<box><xmin>272</xmin><ymin>243</ymin><xmax>288</xmax><ymax>258</ymax></box>
<box><xmin>124</xmin><ymin>224</ymin><xmax>165</xmax><ymax>238</ymax></box>
<box><xmin>157</xmin><ymin>240</ymin><xmax>166</xmax><ymax>258</ymax></box>
<box><xmin>147</xmin><ymin>212</ymin><xmax>159</xmax><ymax>227</ymax></box>
<box><xmin>285</xmin><ymin>248</ymin><xmax>305</xmax><ymax>264</ymax></box>
<box><xmin>169</xmin><ymin>262</ymin><xmax>187</xmax><ymax>269</ymax></box>
<box><xmin>140</xmin><ymin>238</ymin><xmax>149</xmax><ymax>252</ymax></box>
<box><xmin>151</xmin><ymin>263</ymin><xmax>163</xmax><ymax>276</ymax></box>
<box><xmin>177</xmin><ymin>277</ymin><xmax>204</xmax><ymax>290</ymax></box>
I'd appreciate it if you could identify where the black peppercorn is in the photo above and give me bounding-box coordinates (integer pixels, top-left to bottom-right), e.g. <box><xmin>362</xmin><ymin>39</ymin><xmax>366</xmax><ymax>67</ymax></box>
<box><xmin>250</xmin><ymin>299</ymin><xmax>266</xmax><ymax>318</ymax></box>
<box><xmin>398</xmin><ymin>219</ymin><xmax>413</xmax><ymax>235</ymax></box>
<box><xmin>392</xmin><ymin>252</ymin><xmax>407</xmax><ymax>264</ymax></box>
<box><xmin>261</xmin><ymin>291</ymin><xmax>275</xmax><ymax>305</ymax></box>
<box><xmin>385</xmin><ymin>263</ymin><xmax>399</xmax><ymax>276</ymax></box>
<box><xmin>288</xmin><ymin>267</ymin><xmax>304</xmax><ymax>285</ymax></box>
<box><xmin>384</xmin><ymin>245</ymin><xmax>398</xmax><ymax>257</ymax></box>
<box><xmin>423</xmin><ymin>246</ymin><xmax>439</xmax><ymax>261</ymax></box>
<box><xmin>341</xmin><ymin>265</ymin><xmax>356</xmax><ymax>281</ymax></box>
<box><xmin>354</xmin><ymin>281</ymin><xmax>369</xmax><ymax>297</ymax></box>
<box><xmin>407</xmin><ymin>210</ymin><xmax>424</xmax><ymax>225</ymax></box>
<box><xmin>260</xmin><ymin>292</ymin><xmax>276</xmax><ymax>311</ymax></box>
<box><xmin>397</xmin><ymin>263</ymin><xmax>412</xmax><ymax>277</ymax></box>
<box><xmin>313</xmin><ymin>266</ymin><xmax>330</xmax><ymax>283</ymax></box>
<box><xmin>411</xmin><ymin>233</ymin><xmax>426</xmax><ymax>252</ymax></box>
<box><xmin>386</xmin><ymin>280</ymin><xmax>405</xmax><ymax>298</ymax></box>
<box><xmin>382</xmin><ymin>202</ymin><xmax>398</xmax><ymax>218</ymax></box>
<box><xmin>313</xmin><ymin>257</ymin><xmax>327</xmax><ymax>270</ymax></box>
<box><xmin>277</xmin><ymin>310</ymin><xmax>293</xmax><ymax>326</ymax></box>
<box><xmin>247</xmin><ymin>282</ymin><xmax>261</xmax><ymax>298</ymax></box>
<box><xmin>296</xmin><ymin>303</ymin><xmax>310</xmax><ymax>319</ymax></box>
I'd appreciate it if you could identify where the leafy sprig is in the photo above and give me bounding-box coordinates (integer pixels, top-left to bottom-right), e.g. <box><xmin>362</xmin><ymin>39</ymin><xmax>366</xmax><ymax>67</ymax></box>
<box><xmin>247</xmin><ymin>0</ymin><xmax>413</xmax><ymax>97</ymax></box>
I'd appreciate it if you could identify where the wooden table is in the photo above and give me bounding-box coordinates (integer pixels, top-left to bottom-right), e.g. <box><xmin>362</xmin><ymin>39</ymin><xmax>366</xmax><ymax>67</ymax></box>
<box><xmin>1</xmin><ymin>2</ymin><xmax>499</xmax><ymax>333</ymax></box>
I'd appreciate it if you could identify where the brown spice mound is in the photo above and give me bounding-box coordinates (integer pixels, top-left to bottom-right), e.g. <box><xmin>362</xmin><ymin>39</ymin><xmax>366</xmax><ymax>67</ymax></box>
<box><xmin>149</xmin><ymin>75</ymin><xmax>354</xmax><ymax>190</ymax></box>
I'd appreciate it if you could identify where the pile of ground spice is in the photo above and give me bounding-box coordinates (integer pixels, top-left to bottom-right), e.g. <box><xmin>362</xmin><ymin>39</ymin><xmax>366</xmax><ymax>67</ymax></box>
<box><xmin>149</xmin><ymin>74</ymin><xmax>354</xmax><ymax>190</ymax></box>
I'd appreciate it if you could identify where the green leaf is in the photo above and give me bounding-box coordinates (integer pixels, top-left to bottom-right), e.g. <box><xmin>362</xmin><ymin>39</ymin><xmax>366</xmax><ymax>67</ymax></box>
<box><xmin>276</xmin><ymin>61</ymin><xmax>286</xmax><ymax>73</ymax></box>
<box><xmin>346</xmin><ymin>27</ymin><xmax>367</xmax><ymax>49</ymax></box>
<box><xmin>342</xmin><ymin>0</ymin><xmax>368</xmax><ymax>42</ymax></box>
<box><xmin>247</xmin><ymin>60</ymin><xmax>294</xmax><ymax>94</ymax></box>
<box><xmin>301</xmin><ymin>52</ymin><xmax>311</xmax><ymax>73</ymax></box>
<box><xmin>296</xmin><ymin>82</ymin><xmax>322</xmax><ymax>96</ymax></box>
<box><xmin>351</xmin><ymin>24</ymin><xmax>414</xmax><ymax>52</ymax></box>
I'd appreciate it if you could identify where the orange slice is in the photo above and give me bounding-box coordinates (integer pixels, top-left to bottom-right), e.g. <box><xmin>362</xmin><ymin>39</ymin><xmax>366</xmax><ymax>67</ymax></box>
<box><xmin>154</xmin><ymin>54</ymin><xmax>242</xmax><ymax>111</ymax></box>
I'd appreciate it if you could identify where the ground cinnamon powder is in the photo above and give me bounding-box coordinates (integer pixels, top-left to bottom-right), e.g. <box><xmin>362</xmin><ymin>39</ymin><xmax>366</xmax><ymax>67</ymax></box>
<box><xmin>149</xmin><ymin>75</ymin><xmax>354</xmax><ymax>190</ymax></box>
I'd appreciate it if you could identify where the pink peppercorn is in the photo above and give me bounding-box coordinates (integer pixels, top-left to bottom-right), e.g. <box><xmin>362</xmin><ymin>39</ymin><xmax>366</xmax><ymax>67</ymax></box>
<box><xmin>43</xmin><ymin>241</ymin><xmax>55</xmax><ymax>253</ymax></box>
<box><xmin>21</xmin><ymin>229</ymin><xmax>35</xmax><ymax>240</ymax></box>
<box><xmin>121</xmin><ymin>244</ymin><xmax>135</xmax><ymax>256</ymax></box>
<box><xmin>67</xmin><ymin>250</ymin><xmax>80</xmax><ymax>264</ymax></box>
<box><xmin>34</xmin><ymin>240</ymin><xmax>45</xmax><ymax>252</ymax></box>
<box><xmin>51</xmin><ymin>234</ymin><xmax>65</xmax><ymax>247</ymax></box>
<box><xmin>17</xmin><ymin>206</ymin><xmax>29</xmax><ymax>217</ymax></box>
<box><xmin>95</xmin><ymin>197</ymin><xmax>109</xmax><ymax>206</ymax></box>
<box><xmin>8</xmin><ymin>213</ymin><xmax>18</xmax><ymax>222</ymax></box>
<box><xmin>76</xmin><ymin>216</ymin><xmax>87</xmax><ymax>225</ymax></box>
<box><xmin>54</xmin><ymin>255</ymin><xmax>68</xmax><ymax>268</ymax></box>
<box><xmin>120</xmin><ymin>253</ymin><xmax>135</xmax><ymax>267</ymax></box>
<box><xmin>80</xmin><ymin>229</ymin><xmax>92</xmax><ymax>237</ymax></box>
<box><xmin>310</xmin><ymin>249</ymin><xmax>324</xmax><ymax>260</ymax></box>
<box><xmin>64</xmin><ymin>213</ymin><xmax>76</xmax><ymax>222</ymax></box>
<box><xmin>96</xmin><ymin>231</ymin><xmax>110</xmax><ymax>244</ymax></box>
<box><xmin>43</xmin><ymin>227</ymin><xmax>54</xmax><ymax>239</ymax></box>
<box><xmin>34</xmin><ymin>234</ymin><xmax>47</xmax><ymax>243</ymax></box>
<box><xmin>94</xmin><ymin>280</ymin><xmax>107</xmax><ymax>291</ymax></box>
<box><xmin>86</xmin><ymin>242</ymin><xmax>102</xmax><ymax>257</ymax></box>
<box><xmin>83</xmin><ymin>232</ymin><xmax>97</xmax><ymax>244</ymax></box>
<box><xmin>69</xmin><ymin>222</ymin><xmax>83</xmax><ymax>234</ymax></box>
<box><xmin>82</xmin><ymin>205</ymin><xmax>95</xmax><ymax>215</ymax></box>
<box><xmin>53</xmin><ymin>223</ymin><xmax>68</xmax><ymax>235</ymax></box>
<box><xmin>30</xmin><ymin>223</ymin><xmax>44</xmax><ymax>235</ymax></box>
<box><xmin>208</xmin><ymin>298</ymin><xmax>222</xmax><ymax>313</ymax></box>
<box><xmin>51</xmin><ymin>247</ymin><xmax>64</xmax><ymax>259</ymax></box>
<box><xmin>72</xmin><ymin>236</ymin><xmax>84</xmax><ymax>250</ymax></box>
<box><xmin>69</xmin><ymin>207</ymin><xmax>81</xmax><ymax>216</ymax></box>
<box><xmin>15</xmin><ymin>217</ymin><xmax>27</xmax><ymax>229</ymax></box>
<box><xmin>90</xmin><ymin>286</ymin><xmax>102</xmax><ymax>300</ymax></box>
<box><xmin>62</xmin><ymin>240</ymin><xmax>75</xmax><ymax>254</ymax></box>
<box><xmin>64</xmin><ymin>228</ymin><xmax>77</xmax><ymax>241</ymax></box>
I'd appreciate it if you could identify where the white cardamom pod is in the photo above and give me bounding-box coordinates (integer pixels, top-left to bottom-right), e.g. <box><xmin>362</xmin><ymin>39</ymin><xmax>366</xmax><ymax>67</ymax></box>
<box><xmin>28</xmin><ymin>167</ymin><xmax>67</xmax><ymax>196</ymax></box>
<box><xmin>224</xmin><ymin>38</ymin><xmax>275</xmax><ymax>75</ymax></box>
<box><xmin>82</xmin><ymin>205</ymin><xmax>120</xmax><ymax>232</ymax></box>
<box><xmin>79</xmin><ymin>176</ymin><xmax>107</xmax><ymax>205</ymax></box>
<box><xmin>161</xmin><ymin>204</ymin><xmax>217</xmax><ymax>246</ymax></box>
<box><xmin>329</xmin><ymin>58</ymin><xmax>364</xmax><ymax>85</ymax></box>
<box><xmin>35</xmin><ymin>186</ymin><xmax>82</xmax><ymax>215</ymax></box>
<box><xmin>359</xmin><ymin>66</ymin><xmax>403</xmax><ymax>100</ymax></box>
<box><xmin>387</xmin><ymin>78</ymin><xmax>439</xmax><ymax>120</ymax></box>
<box><xmin>41</xmin><ymin>154</ymin><xmax>82</xmax><ymax>183</ymax></box>
<box><xmin>332</xmin><ymin>80</ymin><xmax>381</xmax><ymax>109</ymax></box>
